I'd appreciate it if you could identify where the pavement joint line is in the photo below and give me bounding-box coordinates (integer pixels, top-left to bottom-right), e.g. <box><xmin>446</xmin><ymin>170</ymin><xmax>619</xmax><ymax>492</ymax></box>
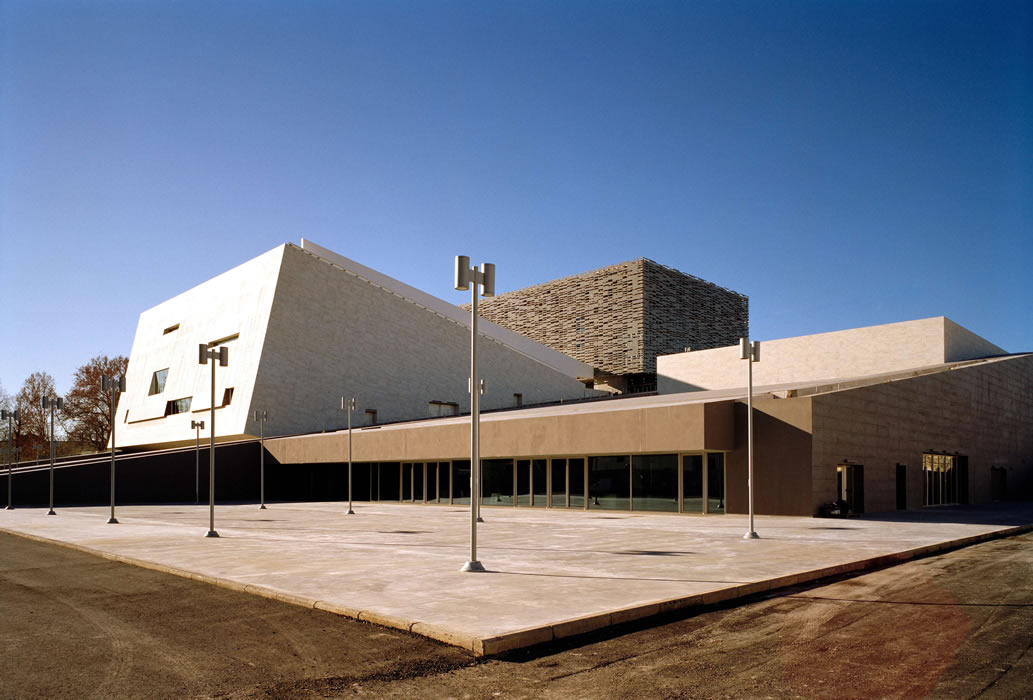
<box><xmin>1</xmin><ymin>519</ymin><xmax>1031</xmax><ymax>657</ymax></box>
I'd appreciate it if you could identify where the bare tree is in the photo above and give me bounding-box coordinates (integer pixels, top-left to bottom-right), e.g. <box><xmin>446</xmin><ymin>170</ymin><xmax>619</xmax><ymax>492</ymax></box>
<box><xmin>64</xmin><ymin>355</ymin><xmax>129</xmax><ymax>452</ymax></box>
<box><xmin>15</xmin><ymin>371</ymin><xmax>58</xmax><ymax>460</ymax></box>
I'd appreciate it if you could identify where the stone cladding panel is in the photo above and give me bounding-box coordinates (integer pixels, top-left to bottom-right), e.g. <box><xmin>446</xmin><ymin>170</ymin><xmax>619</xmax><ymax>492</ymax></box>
<box><xmin>643</xmin><ymin>260</ymin><xmax>749</xmax><ymax>371</ymax></box>
<box><xmin>468</xmin><ymin>259</ymin><xmax>748</xmax><ymax>375</ymax></box>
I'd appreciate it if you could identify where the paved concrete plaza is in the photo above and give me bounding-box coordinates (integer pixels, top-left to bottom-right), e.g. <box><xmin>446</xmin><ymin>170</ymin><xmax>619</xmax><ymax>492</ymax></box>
<box><xmin>2</xmin><ymin>501</ymin><xmax>1031</xmax><ymax>655</ymax></box>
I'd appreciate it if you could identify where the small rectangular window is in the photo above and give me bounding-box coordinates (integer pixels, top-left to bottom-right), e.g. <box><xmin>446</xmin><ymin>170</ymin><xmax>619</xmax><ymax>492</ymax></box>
<box><xmin>164</xmin><ymin>397</ymin><xmax>192</xmax><ymax>416</ymax></box>
<box><xmin>513</xmin><ymin>393</ymin><xmax>523</xmax><ymax>407</ymax></box>
<box><xmin>428</xmin><ymin>400</ymin><xmax>459</xmax><ymax>417</ymax></box>
<box><xmin>365</xmin><ymin>409</ymin><xmax>378</xmax><ymax>426</ymax></box>
<box><xmin>221</xmin><ymin>388</ymin><xmax>234</xmax><ymax>407</ymax></box>
<box><xmin>148</xmin><ymin>369</ymin><xmax>169</xmax><ymax>395</ymax></box>
<box><xmin>162</xmin><ymin>324</ymin><xmax>180</xmax><ymax>335</ymax></box>
<box><xmin>207</xmin><ymin>333</ymin><xmax>239</xmax><ymax>348</ymax></box>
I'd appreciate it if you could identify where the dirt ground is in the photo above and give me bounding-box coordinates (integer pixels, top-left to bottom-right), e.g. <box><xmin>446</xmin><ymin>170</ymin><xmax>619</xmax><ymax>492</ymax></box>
<box><xmin>1</xmin><ymin>530</ymin><xmax>1030</xmax><ymax>699</ymax></box>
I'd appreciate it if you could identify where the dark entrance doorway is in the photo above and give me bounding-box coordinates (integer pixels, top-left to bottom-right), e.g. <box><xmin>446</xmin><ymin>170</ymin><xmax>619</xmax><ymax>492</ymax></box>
<box><xmin>837</xmin><ymin>463</ymin><xmax>864</xmax><ymax>514</ymax></box>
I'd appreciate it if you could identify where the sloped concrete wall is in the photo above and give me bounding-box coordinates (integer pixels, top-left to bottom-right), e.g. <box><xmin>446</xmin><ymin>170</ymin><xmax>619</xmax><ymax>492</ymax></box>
<box><xmin>247</xmin><ymin>245</ymin><xmax>600</xmax><ymax>438</ymax></box>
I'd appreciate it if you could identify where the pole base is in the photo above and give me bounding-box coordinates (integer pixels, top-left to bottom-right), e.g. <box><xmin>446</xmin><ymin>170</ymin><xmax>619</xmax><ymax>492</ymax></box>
<box><xmin>107</xmin><ymin>517</ymin><xmax>119</xmax><ymax>524</ymax></box>
<box><xmin>5</xmin><ymin>506</ymin><xmax>13</xmax><ymax>510</ymax></box>
<box><xmin>47</xmin><ymin>509</ymin><xmax>56</xmax><ymax>515</ymax></box>
<box><xmin>460</xmin><ymin>560</ymin><xmax>486</xmax><ymax>572</ymax></box>
<box><xmin>259</xmin><ymin>504</ymin><xmax>267</xmax><ymax>510</ymax></box>
<box><xmin>743</xmin><ymin>531</ymin><xmax>759</xmax><ymax>539</ymax></box>
<box><xmin>476</xmin><ymin>516</ymin><xmax>484</xmax><ymax>523</ymax></box>
<box><xmin>347</xmin><ymin>508</ymin><xmax>355</xmax><ymax>515</ymax></box>
<box><xmin>205</xmin><ymin>530</ymin><xmax>220</xmax><ymax>538</ymax></box>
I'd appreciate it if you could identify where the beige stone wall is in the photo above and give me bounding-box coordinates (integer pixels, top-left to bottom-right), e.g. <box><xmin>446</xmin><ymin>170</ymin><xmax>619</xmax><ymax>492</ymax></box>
<box><xmin>468</xmin><ymin>259</ymin><xmax>747</xmax><ymax>376</ymax></box>
<box><xmin>658</xmin><ymin>317</ymin><xmax>999</xmax><ymax>394</ymax></box>
<box><xmin>810</xmin><ymin>354</ymin><xmax>1033</xmax><ymax>514</ymax></box>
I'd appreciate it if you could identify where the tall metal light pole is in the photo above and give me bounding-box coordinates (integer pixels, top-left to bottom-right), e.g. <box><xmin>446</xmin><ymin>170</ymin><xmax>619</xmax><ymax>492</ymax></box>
<box><xmin>199</xmin><ymin>344</ymin><xmax>228</xmax><ymax>537</ymax></box>
<box><xmin>255</xmin><ymin>410</ymin><xmax>268</xmax><ymax>509</ymax></box>
<box><xmin>101</xmin><ymin>375</ymin><xmax>125</xmax><ymax>524</ymax></box>
<box><xmin>191</xmin><ymin>419</ymin><xmax>204</xmax><ymax>504</ymax></box>
<box><xmin>2</xmin><ymin>409</ymin><xmax>18</xmax><ymax>510</ymax></box>
<box><xmin>455</xmin><ymin>255</ymin><xmax>495</xmax><ymax>572</ymax></box>
<box><xmin>341</xmin><ymin>397</ymin><xmax>356</xmax><ymax>515</ymax></box>
<box><xmin>41</xmin><ymin>396</ymin><xmax>63</xmax><ymax>515</ymax></box>
<box><xmin>740</xmin><ymin>338</ymin><xmax>761</xmax><ymax>539</ymax></box>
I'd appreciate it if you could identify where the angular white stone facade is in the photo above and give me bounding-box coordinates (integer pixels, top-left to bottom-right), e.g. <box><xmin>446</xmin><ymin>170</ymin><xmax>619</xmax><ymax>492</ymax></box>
<box><xmin>116</xmin><ymin>242</ymin><xmax>598</xmax><ymax>448</ymax></box>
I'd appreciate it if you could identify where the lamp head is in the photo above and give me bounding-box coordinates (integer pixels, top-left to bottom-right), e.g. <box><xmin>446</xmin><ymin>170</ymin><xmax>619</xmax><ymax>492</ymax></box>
<box><xmin>454</xmin><ymin>255</ymin><xmax>470</xmax><ymax>291</ymax></box>
<box><xmin>480</xmin><ymin>263</ymin><xmax>495</xmax><ymax>297</ymax></box>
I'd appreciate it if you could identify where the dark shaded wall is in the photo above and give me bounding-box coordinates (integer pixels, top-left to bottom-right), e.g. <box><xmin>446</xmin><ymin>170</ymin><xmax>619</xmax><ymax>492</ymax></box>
<box><xmin>725</xmin><ymin>397</ymin><xmax>814</xmax><ymax>517</ymax></box>
<box><xmin>2</xmin><ymin>443</ymin><xmax>261</xmax><ymax>507</ymax></box>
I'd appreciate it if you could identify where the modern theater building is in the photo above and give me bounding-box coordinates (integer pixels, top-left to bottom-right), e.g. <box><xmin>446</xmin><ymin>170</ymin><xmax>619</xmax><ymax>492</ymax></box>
<box><xmin>111</xmin><ymin>240</ymin><xmax>1033</xmax><ymax>517</ymax></box>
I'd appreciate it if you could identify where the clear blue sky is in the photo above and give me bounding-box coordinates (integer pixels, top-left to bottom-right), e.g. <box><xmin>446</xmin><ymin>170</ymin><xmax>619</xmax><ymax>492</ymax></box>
<box><xmin>1</xmin><ymin>0</ymin><xmax>1030</xmax><ymax>396</ymax></box>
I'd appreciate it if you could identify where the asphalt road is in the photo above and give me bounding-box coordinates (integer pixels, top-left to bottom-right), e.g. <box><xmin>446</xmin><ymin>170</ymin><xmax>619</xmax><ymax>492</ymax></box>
<box><xmin>1</xmin><ymin>530</ymin><xmax>1030</xmax><ymax>699</ymax></box>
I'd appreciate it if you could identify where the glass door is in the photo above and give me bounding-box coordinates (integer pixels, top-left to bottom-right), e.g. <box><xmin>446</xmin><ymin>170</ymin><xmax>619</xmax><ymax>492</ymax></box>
<box><xmin>532</xmin><ymin>459</ymin><xmax>548</xmax><ymax>506</ymax></box>
<box><xmin>569</xmin><ymin>458</ymin><xmax>586</xmax><ymax>508</ymax></box>
<box><xmin>706</xmin><ymin>453</ymin><xmax>725</xmax><ymax>513</ymax></box>
<box><xmin>551</xmin><ymin>459</ymin><xmax>568</xmax><ymax>507</ymax></box>
<box><xmin>482</xmin><ymin>459</ymin><xmax>514</xmax><ymax>506</ymax></box>
<box><xmin>516</xmin><ymin>460</ymin><xmax>531</xmax><ymax>506</ymax></box>
<box><xmin>682</xmin><ymin>454</ymin><xmax>703</xmax><ymax>513</ymax></box>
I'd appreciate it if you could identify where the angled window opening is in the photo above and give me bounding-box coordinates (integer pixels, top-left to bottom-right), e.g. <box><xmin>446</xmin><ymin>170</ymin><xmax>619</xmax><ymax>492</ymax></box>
<box><xmin>162</xmin><ymin>324</ymin><xmax>180</xmax><ymax>335</ymax></box>
<box><xmin>221</xmin><ymin>388</ymin><xmax>234</xmax><ymax>407</ymax></box>
<box><xmin>148</xmin><ymin>369</ymin><xmax>169</xmax><ymax>395</ymax></box>
<box><xmin>164</xmin><ymin>397</ymin><xmax>192</xmax><ymax>416</ymax></box>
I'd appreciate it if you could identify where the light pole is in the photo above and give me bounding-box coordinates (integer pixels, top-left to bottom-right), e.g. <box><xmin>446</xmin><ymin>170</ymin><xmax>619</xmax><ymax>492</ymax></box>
<box><xmin>41</xmin><ymin>396</ymin><xmax>63</xmax><ymax>515</ymax></box>
<box><xmin>199</xmin><ymin>344</ymin><xmax>228</xmax><ymax>537</ymax></box>
<box><xmin>2</xmin><ymin>408</ymin><xmax>18</xmax><ymax>510</ymax></box>
<box><xmin>455</xmin><ymin>255</ymin><xmax>495</xmax><ymax>572</ymax></box>
<box><xmin>341</xmin><ymin>397</ymin><xmax>355</xmax><ymax>515</ymax></box>
<box><xmin>255</xmin><ymin>410</ymin><xmax>268</xmax><ymax>509</ymax></box>
<box><xmin>101</xmin><ymin>375</ymin><xmax>125</xmax><ymax>524</ymax></box>
<box><xmin>740</xmin><ymin>337</ymin><xmax>760</xmax><ymax>539</ymax></box>
<box><xmin>191</xmin><ymin>419</ymin><xmax>204</xmax><ymax>504</ymax></box>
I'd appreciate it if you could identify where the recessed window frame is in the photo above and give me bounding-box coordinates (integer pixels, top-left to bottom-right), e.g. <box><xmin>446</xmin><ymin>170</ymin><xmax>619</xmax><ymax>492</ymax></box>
<box><xmin>164</xmin><ymin>397</ymin><xmax>192</xmax><ymax>416</ymax></box>
<box><xmin>148</xmin><ymin>368</ymin><xmax>169</xmax><ymax>395</ymax></box>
